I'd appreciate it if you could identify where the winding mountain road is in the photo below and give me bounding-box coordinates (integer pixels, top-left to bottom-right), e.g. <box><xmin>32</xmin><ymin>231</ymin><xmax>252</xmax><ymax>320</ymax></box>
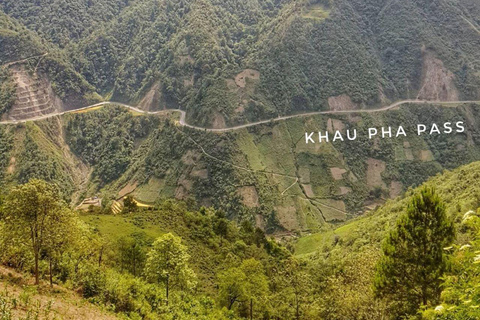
<box><xmin>1</xmin><ymin>99</ymin><xmax>479</xmax><ymax>131</ymax></box>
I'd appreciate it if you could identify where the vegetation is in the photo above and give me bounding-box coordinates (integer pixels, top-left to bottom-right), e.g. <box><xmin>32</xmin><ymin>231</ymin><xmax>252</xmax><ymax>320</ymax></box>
<box><xmin>144</xmin><ymin>233</ymin><xmax>196</xmax><ymax>306</ymax></box>
<box><xmin>1</xmin><ymin>1</ymin><xmax>480</xmax><ymax>318</ymax></box>
<box><xmin>421</xmin><ymin>210</ymin><xmax>480</xmax><ymax>320</ymax></box>
<box><xmin>0</xmin><ymin>126</ymin><xmax>12</xmax><ymax>186</ymax></box>
<box><xmin>0</xmin><ymin>180</ymin><xmax>78</xmax><ymax>285</ymax></box>
<box><xmin>1</xmin><ymin>157</ymin><xmax>480</xmax><ymax>319</ymax></box>
<box><xmin>374</xmin><ymin>187</ymin><xmax>456</xmax><ymax>317</ymax></box>
<box><xmin>0</xmin><ymin>68</ymin><xmax>15</xmax><ymax>116</ymax></box>
<box><xmin>65</xmin><ymin>106</ymin><xmax>157</xmax><ymax>184</ymax></box>
<box><xmin>0</xmin><ymin>179</ymin><xmax>291</xmax><ymax>319</ymax></box>
<box><xmin>1</xmin><ymin>0</ymin><xmax>479</xmax><ymax>126</ymax></box>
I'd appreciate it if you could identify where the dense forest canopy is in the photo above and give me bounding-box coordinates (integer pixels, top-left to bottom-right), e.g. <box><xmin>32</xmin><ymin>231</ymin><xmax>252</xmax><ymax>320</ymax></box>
<box><xmin>1</xmin><ymin>0</ymin><xmax>479</xmax><ymax>126</ymax></box>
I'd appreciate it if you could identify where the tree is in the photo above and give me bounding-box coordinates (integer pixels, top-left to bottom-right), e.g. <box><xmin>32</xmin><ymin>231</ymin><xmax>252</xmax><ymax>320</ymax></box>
<box><xmin>217</xmin><ymin>259</ymin><xmax>269</xmax><ymax>318</ymax></box>
<box><xmin>118</xmin><ymin>233</ymin><xmax>147</xmax><ymax>276</ymax></box>
<box><xmin>271</xmin><ymin>258</ymin><xmax>312</xmax><ymax>320</ymax></box>
<box><xmin>123</xmin><ymin>195</ymin><xmax>137</xmax><ymax>213</ymax></box>
<box><xmin>43</xmin><ymin>207</ymin><xmax>79</xmax><ymax>286</ymax></box>
<box><xmin>374</xmin><ymin>187</ymin><xmax>456</xmax><ymax>317</ymax></box>
<box><xmin>144</xmin><ymin>233</ymin><xmax>196</xmax><ymax>306</ymax></box>
<box><xmin>0</xmin><ymin>179</ymin><xmax>74</xmax><ymax>285</ymax></box>
<box><xmin>241</xmin><ymin>259</ymin><xmax>269</xmax><ymax>320</ymax></box>
<box><xmin>218</xmin><ymin>266</ymin><xmax>247</xmax><ymax>310</ymax></box>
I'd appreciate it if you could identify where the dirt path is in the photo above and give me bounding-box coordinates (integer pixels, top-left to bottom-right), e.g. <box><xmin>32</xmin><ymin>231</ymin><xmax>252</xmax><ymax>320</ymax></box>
<box><xmin>175</xmin><ymin>127</ymin><xmax>350</xmax><ymax>215</ymax></box>
<box><xmin>462</xmin><ymin>16</ymin><xmax>480</xmax><ymax>35</ymax></box>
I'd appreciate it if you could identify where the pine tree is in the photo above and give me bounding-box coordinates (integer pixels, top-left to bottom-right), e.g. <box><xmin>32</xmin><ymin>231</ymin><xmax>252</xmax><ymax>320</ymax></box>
<box><xmin>374</xmin><ymin>187</ymin><xmax>456</xmax><ymax>317</ymax></box>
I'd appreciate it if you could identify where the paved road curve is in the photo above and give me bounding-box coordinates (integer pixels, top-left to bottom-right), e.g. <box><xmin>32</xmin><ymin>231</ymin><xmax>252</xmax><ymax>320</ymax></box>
<box><xmin>1</xmin><ymin>100</ymin><xmax>479</xmax><ymax>132</ymax></box>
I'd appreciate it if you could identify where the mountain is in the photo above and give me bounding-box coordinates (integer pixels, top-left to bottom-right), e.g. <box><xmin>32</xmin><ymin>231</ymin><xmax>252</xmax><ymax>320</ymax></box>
<box><xmin>2</xmin><ymin>1</ymin><xmax>480</xmax><ymax>319</ymax></box>
<box><xmin>1</xmin><ymin>101</ymin><xmax>480</xmax><ymax>234</ymax></box>
<box><xmin>1</xmin><ymin>0</ymin><xmax>479</xmax><ymax>127</ymax></box>
<box><xmin>287</xmin><ymin>155</ymin><xmax>480</xmax><ymax>320</ymax></box>
<box><xmin>0</xmin><ymin>11</ymin><xmax>101</xmax><ymax>120</ymax></box>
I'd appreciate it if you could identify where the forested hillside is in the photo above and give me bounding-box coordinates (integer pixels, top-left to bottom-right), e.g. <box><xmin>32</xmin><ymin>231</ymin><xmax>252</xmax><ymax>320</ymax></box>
<box><xmin>0</xmin><ymin>11</ymin><xmax>100</xmax><ymax>114</ymax></box>
<box><xmin>0</xmin><ymin>102</ymin><xmax>480</xmax><ymax>234</ymax></box>
<box><xmin>2</xmin><ymin>1</ymin><xmax>480</xmax><ymax>319</ymax></box>
<box><xmin>292</xmin><ymin>160</ymin><xmax>480</xmax><ymax>319</ymax></box>
<box><xmin>1</xmin><ymin>0</ymin><xmax>479</xmax><ymax>126</ymax></box>
<box><xmin>2</xmin><ymin>155</ymin><xmax>480</xmax><ymax>319</ymax></box>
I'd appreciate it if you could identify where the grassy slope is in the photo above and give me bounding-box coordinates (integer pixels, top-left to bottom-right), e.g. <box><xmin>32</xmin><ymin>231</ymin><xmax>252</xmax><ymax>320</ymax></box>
<box><xmin>79</xmin><ymin>206</ymin><xmax>258</xmax><ymax>293</ymax></box>
<box><xmin>0</xmin><ymin>266</ymin><xmax>119</xmax><ymax>320</ymax></box>
<box><xmin>296</xmin><ymin>160</ymin><xmax>480</xmax><ymax>256</ymax></box>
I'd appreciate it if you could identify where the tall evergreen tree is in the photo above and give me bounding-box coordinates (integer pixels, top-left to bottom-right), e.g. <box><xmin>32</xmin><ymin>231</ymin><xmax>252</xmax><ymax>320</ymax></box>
<box><xmin>374</xmin><ymin>187</ymin><xmax>456</xmax><ymax>318</ymax></box>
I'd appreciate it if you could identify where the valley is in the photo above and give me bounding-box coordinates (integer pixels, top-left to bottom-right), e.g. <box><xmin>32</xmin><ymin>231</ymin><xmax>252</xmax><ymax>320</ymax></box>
<box><xmin>1</xmin><ymin>101</ymin><xmax>480</xmax><ymax>234</ymax></box>
<box><xmin>1</xmin><ymin>0</ymin><xmax>480</xmax><ymax>319</ymax></box>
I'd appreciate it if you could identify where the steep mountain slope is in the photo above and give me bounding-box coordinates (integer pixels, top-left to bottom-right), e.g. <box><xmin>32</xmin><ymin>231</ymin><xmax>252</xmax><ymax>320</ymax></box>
<box><xmin>2</xmin><ymin>0</ymin><xmax>479</xmax><ymax>126</ymax></box>
<box><xmin>0</xmin><ymin>11</ymin><xmax>101</xmax><ymax>119</ymax></box>
<box><xmin>296</xmin><ymin>159</ymin><xmax>480</xmax><ymax>256</ymax></box>
<box><xmin>1</xmin><ymin>102</ymin><xmax>480</xmax><ymax>234</ymax></box>
<box><xmin>284</xmin><ymin>152</ymin><xmax>480</xmax><ymax>320</ymax></box>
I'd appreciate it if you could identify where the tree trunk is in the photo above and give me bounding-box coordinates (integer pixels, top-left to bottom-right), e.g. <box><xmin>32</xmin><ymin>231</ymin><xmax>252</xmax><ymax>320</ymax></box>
<box><xmin>34</xmin><ymin>249</ymin><xmax>39</xmax><ymax>285</ymax></box>
<box><xmin>422</xmin><ymin>283</ymin><xmax>428</xmax><ymax>306</ymax></box>
<box><xmin>228</xmin><ymin>298</ymin><xmax>236</xmax><ymax>310</ymax></box>
<box><xmin>49</xmin><ymin>258</ymin><xmax>53</xmax><ymax>287</ymax></box>
<box><xmin>250</xmin><ymin>299</ymin><xmax>253</xmax><ymax>320</ymax></box>
<box><xmin>133</xmin><ymin>256</ymin><xmax>136</xmax><ymax>277</ymax></box>
<box><xmin>98</xmin><ymin>247</ymin><xmax>103</xmax><ymax>268</ymax></box>
<box><xmin>166</xmin><ymin>275</ymin><xmax>169</xmax><ymax>306</ymax></box>
<box><xmin>296</xmin><ymin>294</ymin><xmax>300</xmax><ymax>320</ymax></box>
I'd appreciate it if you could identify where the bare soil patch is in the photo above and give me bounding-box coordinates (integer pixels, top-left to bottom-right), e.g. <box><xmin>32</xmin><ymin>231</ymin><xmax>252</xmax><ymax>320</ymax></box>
<box><xmin>366</xmin><ymin>158</ymin><xmax>386</xmax><ymax>188</ymax></box>
<box><xmin>7</xmin><ymin>156</ymin><xmax>15</xmax><ymax>174</ymax></box>
<box><xmin>176</xmin><ymin>176</ymin><xmax>193</xmax><ymax>200</ymax></box>
<box><xmin>118</xmin><ymin>182</ymin><xmax>138</xmax><ymax>199</ymax></box>
<box><xmin>5</xmin><ymin>65</ymin><xmax>62</xmax><ymax>121</ymax></box>
<box><xmin>336</xmin><ymin>186</ymin><xmax>352</xmax><ymax>195</ymax></box>
<box><xmin>420</xmin><ymin>149</ymin><xmax>434</xmax><ymax>161</ymax></box>
<box><xmin>328</xmin><ymin>94</ymin><xmax>357</xmax><ymax>111</ymax></box>
<box><xmin>389</xmin><ymin>181</ymin><xmax>403</xmax><ymax>198</ymax></box>
<box><xmin>190</xmin><ymin>168</ymin><xmax>208</xmax><ymax>179</ymax></box>
<box><xmin>330</xmin><ymin>167</ymin><xmax>347</xmax><ymax>180</ymax></box>
<box><xmin>238</xmin><ymin>186</ymin><xmax>260</xmax><ymax>208</ymax></box>
<box><xmin>234</xmin><ymin>69</ymin><xmax>260</xmax><ymax>88</ymax></box>
<box><xmin>275</xmin><ymin>205</ymin><xmax>299</xmax><ymax>231</ymax></box>
<box><xmin>417</xmin><ymin>51</ymin><xmax>459</xmax><ymax>101</ymax></box>
<box><xmin>138</xmin><ymin>82</ymin><xmax>161</xmax><ymax>111</ymax></box>
<box><xmin>327</xmin><ymin>118</ymin><xmax>345</xmax><ymax>133</ymax></box>
<box><xmin>302</xmin><ymin>184</ymin><xmax>315</xmax><ymax>198</ymax></box>
<box><xmin>255</xmin><ymin>214</ymin><xmax>266</xmax><ymax>230</ymax></box>
<box><xmin>212</xmin><ymin>113</ymin><xmax>226</xmax><ymax>129</ymax></box>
